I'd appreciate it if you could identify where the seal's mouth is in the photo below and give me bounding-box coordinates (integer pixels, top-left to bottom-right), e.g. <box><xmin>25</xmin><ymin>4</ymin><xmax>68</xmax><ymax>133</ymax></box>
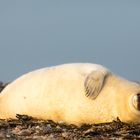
<box><xmin>132</xmin><ymin>93</ymin><xmax>140</xmax><ymax>111</ymax></box>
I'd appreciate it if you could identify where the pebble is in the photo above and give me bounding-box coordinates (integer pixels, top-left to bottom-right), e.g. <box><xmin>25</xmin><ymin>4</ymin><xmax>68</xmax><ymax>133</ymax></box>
<box><xmin>18</xmin><ymin>129</ymin><xmax>32</xmax><ymax>136</ymax></box>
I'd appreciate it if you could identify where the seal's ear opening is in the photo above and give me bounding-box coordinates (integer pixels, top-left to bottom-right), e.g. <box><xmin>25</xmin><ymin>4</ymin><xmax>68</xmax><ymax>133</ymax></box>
<box><xmin>84</xmin><ymin>70</ymin><xmax>108</xmax><ymax>100</ymax></box>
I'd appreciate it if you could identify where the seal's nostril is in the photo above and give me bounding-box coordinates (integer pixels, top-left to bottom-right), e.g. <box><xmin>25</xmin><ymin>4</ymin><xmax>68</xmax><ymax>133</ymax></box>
<box><xmin>137</xmin><ymin>93</ymin><xmax>140</xmax><ymax>110</ymax></box>
<box><xmin>137</xmin><ymin>93</ymin><xmax>140</xmax><ymax>101</ymax></box>
<box><xmin>132</xmin><ymin>93</ymin><xmax>140</xmax><ymax>111</ymax></box>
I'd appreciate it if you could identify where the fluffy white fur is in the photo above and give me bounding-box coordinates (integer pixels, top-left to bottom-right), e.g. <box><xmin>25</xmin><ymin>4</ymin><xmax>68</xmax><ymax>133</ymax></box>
<box><xmin>0</xmin><ymin>63</ymin><xmax>140</xmax><ymax>125</ymax></box>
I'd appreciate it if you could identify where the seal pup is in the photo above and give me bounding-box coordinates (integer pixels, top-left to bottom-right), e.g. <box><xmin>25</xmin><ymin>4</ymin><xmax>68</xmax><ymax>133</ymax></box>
<box><xmin>0</xmin><ymin>63</ymin><xmax>140</xmax><ymax>125</ymax></box>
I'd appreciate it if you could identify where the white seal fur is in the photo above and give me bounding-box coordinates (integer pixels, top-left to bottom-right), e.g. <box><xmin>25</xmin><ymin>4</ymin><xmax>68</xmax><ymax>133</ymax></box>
<box><xmin>0</xmin><ymin>63</ymin><xmax>140</xmax><ymax>125</ymax></box>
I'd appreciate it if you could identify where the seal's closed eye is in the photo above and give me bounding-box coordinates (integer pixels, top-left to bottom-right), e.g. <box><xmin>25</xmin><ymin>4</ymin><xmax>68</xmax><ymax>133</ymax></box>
<box><xmin>84</xmin><ymin>70</ymin><xmax>108</xmax><ymax>99</ymax></box>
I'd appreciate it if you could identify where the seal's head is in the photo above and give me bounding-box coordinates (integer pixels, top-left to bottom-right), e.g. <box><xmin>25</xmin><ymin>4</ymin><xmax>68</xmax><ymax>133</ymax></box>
<box><xmin>111</xmin><ymin>77</ymin><xmax>140</xmax><ymax>123</ymax></box>
<box><xmin>128</xmin><ymin>90</ymin><xmax>140</xmax><ymax>122</ymax></box>
<box><xmin>84</xmin><ymin>69</ymin><xmax>140</xmax><ymax>124</ymax></box>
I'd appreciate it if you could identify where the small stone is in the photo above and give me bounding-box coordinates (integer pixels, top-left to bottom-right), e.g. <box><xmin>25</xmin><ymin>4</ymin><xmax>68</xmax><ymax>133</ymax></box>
<box><xmin>6</xmin><ymin>134</ymin><xmax>11</xmax><ymax>138</ymax></box>
<box><xmin>42</xmin><ymin>124</ymin><xmax>53</xmax><ymax>134</ymax></box>
<box><xmin>62</xmin><ymin>132</ymin><xmax>69</xmax><ymax>138</ymax></box>
<box><xmin>18</xmin><ymin>129</ymin><xmax>32</xmax><ymax>136</ymax></box>
<box><xmin>12</xmin><ymin>127</ymin><xmax>21</xmax><ymax>135</ymax></box>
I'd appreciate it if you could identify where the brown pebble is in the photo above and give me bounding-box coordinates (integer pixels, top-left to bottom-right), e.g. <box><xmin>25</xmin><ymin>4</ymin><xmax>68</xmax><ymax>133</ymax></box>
<box><xmin>18</xmin><ymin>129</ymin><xmax>32</xmax><ymax>136</ymax></box>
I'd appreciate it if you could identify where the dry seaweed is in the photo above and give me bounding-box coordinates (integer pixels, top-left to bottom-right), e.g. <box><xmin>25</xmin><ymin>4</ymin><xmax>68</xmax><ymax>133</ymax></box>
<box><xmin>0</xmin><ymin>114</ymin><xmax>139</xmax><ymax>139</ymax></box>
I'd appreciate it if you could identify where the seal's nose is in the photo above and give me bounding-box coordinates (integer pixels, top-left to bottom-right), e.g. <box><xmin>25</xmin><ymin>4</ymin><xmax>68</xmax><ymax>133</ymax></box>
<box><xmin>137</xmin><ymin>93</ymin><xmax>140</xmax><ymax>110</ymax></box>
<box><xmin>133</xmin><ymin>93</ymin><xmax>140</xmax><ymax>111</ymax></box>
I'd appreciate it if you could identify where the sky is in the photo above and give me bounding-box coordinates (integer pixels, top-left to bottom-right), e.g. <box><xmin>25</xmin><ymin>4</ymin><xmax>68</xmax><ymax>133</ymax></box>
<box><xmin>0</xmin><ymin>1</ymin><xmax>140</xmax><ymax>82</ymax></box>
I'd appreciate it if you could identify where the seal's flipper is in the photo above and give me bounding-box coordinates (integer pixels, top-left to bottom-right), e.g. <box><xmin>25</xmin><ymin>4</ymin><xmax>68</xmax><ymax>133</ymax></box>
<box><xmin>84</xmin><ymin>70</ymin><xmax>108</xmax><ymax>99</ymax></box>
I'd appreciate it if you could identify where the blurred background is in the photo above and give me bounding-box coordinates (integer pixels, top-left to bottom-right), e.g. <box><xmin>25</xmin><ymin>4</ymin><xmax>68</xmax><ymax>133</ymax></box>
<box><xmin>0</xmin><ymin>0</ymin><xmax>140</xmax><ymax>82</ymax></box>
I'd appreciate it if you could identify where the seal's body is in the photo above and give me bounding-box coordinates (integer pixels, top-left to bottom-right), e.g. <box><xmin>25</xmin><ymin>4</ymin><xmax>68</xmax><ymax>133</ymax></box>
<box><xmin>0</xmin><ymin>63</ymin><xmax>140</xmax><ymax>125</ymax></box>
